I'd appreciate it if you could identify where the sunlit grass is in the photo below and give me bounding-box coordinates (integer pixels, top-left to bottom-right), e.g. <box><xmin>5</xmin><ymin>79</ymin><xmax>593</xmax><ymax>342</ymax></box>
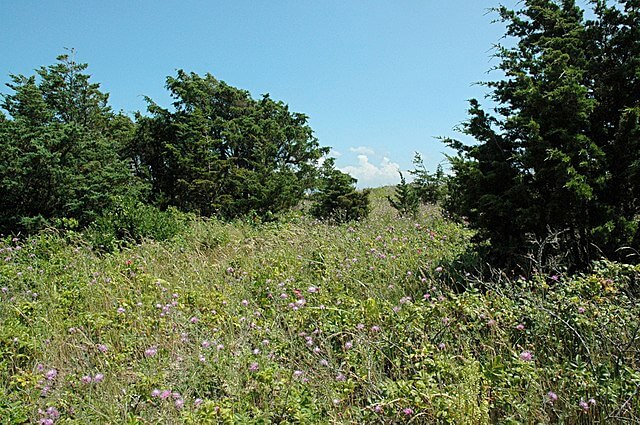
<box><xmin>1</xmin><ymin>193</ymin><xmax>638</xmax><ymax>423</ymax></box>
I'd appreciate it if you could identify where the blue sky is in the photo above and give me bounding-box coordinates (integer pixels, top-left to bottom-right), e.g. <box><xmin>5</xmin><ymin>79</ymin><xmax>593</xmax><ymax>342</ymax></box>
<box><xmin>1</xmin><ymin>1</ymin><xmax>517</xmax><ymax>188</ymax></box>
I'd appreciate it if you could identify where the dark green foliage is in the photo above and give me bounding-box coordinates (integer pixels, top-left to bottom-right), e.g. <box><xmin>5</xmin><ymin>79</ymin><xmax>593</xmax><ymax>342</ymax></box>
<box><xmin>87</xmin><ymin>198</ymin><xmax>191</xmax><ymax>252</ymax></box>
<box><xmin>130</xmin><ymin>71</ymin><xmax>328</xmax><ymax>219</ymax></box>
<box><xmin>388</xmin><ymin>172</ymin><xmax>419</xmax><ymax>217</ymax></box>
<box><xmin>444</xmin><ymin>0</ymin><xmax>640</xmax><ymax>271</ymax></box>
<box><xmin>311</xmin><ymin>158</ymin><xmax>370</xmax><ymax>222</ymax></box>
<box><xmin>409</xmin><ymin>153</ymin><xmax>448</xmax><ymax>205</ymax></box>
<box><xmin>0</xmin><ymin>53</ymin><xmax>143</xmax><ymax>234</ymax></box>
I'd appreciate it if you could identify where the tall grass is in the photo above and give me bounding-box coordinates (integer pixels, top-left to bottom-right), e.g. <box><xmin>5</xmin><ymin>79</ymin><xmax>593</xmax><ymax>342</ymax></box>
<box><xmin>1</xmin><ymin>193</ymin><xmax>638</xmax><ymax>423</ymax></box>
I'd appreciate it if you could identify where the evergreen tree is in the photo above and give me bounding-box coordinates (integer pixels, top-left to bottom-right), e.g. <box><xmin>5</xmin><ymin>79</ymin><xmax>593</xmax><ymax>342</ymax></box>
<box><xmin>0</xmin><ymin>52</ymin><xmax>141</xmax><ymax>233</ymax></box>
<box><xmin>311</xmin><ymin>158</ymin><xmax>370</xmax><ymax>222</ymax></box>
<box><xmin>131</xmin><ymin>71</ymin><xmax>328</xmax><ymax>219</ymax></box>
<box><xmin>388</xmin><ymin>172</ymin><xmax>419</xmax><ymax>217</ymax></box>
<box><xmin>409</xmin><ymin>153</ymin><xmax>448</xmax><ymax>205</ymax></box>
<box><xmin>444</xmin><ymin>0</ymin><xmax>640</xmax><ymax>270</ymax></box>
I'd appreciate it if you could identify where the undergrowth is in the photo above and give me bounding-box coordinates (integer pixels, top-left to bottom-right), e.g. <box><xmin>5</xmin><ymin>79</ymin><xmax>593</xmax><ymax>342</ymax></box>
<box><xmin>0</xmin><ymin>194</ymin><xmax>638</xmax><ymax>423</ymax></box>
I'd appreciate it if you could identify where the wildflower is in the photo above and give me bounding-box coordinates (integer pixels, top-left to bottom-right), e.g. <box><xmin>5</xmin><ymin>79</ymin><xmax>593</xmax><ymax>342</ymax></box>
<box><xmin>402</xmin><ymin>407</ymin><xmax>414</xmax><ymax>415</ymax></box>
<box><xmin>46</xmin><ymin>407</ymin><xmax>60</xmax><ymax>419</ymax></box>
<box><xmin>151</xmin><ymin>389</ymin><xmax>161</xmax><ymax>397</ymax></box>
<box><xmin>262</xmin><ymin>339</ymin><xmax>270</xmax><ymax>346</ymax></box>
<box><xmin>487</xmin><ymin>319</ymin><xmax>496</xmax><ymax>327</ymax></box>
<box><xmin>81</xmin><ymin>375</ymin><xmax>92</xmax><ymax>384</ymax></box>
<box><xmin>293</xmin><ymin>370</ymin><xmax>304</xmax><ymax>378</ymax></box>
<box><xmin>588</xmin><ymin>398</ymin><xmax>596</xmax><ymax>406</ymax></box>
<box><xmin>97</xmin><ymin>344</ymin><xmax>108</xmax><ymax>353</ymax></box>
<box><xmin>519</xmin><ymin>350</ymin><xmax>533</xmax><ymax>362</ymax></box>
<box><xmin>45</xmin><ymin>369</ymin><xmax>57</xmax><ymax>381</ymax></box>
<box><xmin>320</xmin><ymin>359</ymin><xmax>329</xmax><ymax>367</ymax></box>
<box><xmin>438</xmin><ymin>343</ymin><xmax>446</xmax><ymax>350</ymax></box>
<box><xmin>201</xmin><ymin>341</ymin><xmax>210</xmax><ymax>348</ymax></box>
<box><xmin>371</xmin><ymin>325</ymin><xmax>381</xmax><ymax>332</ymax></box>
<box><xmin>249</xmin><ymin>362</ymin><xmax>259</xmax><ymax>372</ymax></box>
<box><xmin>344</xmin><ymin>341</ymin><xmax>353</xmax><ymax>350</ymax></box>
<box><xmin>93</xmin><ymin>373</ymin><xmax>104</xmax><ymax>383</ymax></box>
<box><xmin>175</xmin><ymin>399</ymin><xmax>184</xmax><ymax>409</ymax></box>
<box><xmin>190</xmin><ymin>316</ymin><xmax>199</xmax><ymax>323</ymax></box>
<box><xmin>216</xmin><ymin>344</ymin><xmax>224</xmax><ymax>350</ymax></box>
<box><xmin>578</xmin><ymin>306</ymin><xmax>586</xmax><ymax>313</ymax></box>
<box><xmin>336</xmin><ymin>373</ymin><xmax>346</xmax><ymax>381</ymax></box>
<box><xmin>194</xmin><ymin>398</ymin><xmax>203</xmax><ymax>407</ymax></box>
<box><xmin>144</xmin><ymin>346</ymin><xmax>158</xmax><ymax>357</ymax></box>
<box><xmin>116</xmin><ymin>307</ymin><xmax>125</xmax><ymax>314</ymax></box>
<box><xmin>373</xmin><ymin>404</ymin><xmax>383</xmax><ymax>413</ymax></box>
<box><xmin>308</xmin><ymin>286</ymin><xmax>319</xmax><ymax>293</ymax></box>
<box><xmin>160</xmin><ymin>390</ymin><xmax>172</xmax><ymax>400</ymax></box>
<box><xmin>579</xmin><ymin>400</ymin><xmax>589</xmax><ymax>412</ymax></box>
<box><xmin>313</xmin><ymin>346</ymin><xmax>321</xmax><ymax>353</ymax></box>
<box><xmin>547</xmin><ymin>391</ymin><xmax>558</xmax><ymax>403</ymax></box>
<box><xmin>435</xmin><ymin>266</ymin><xmax>443</xmax><ymax>273</ymax></box>
<box><xmin>516</xmin><ymin>324</ymin><xmax>525</xmax><ymax>331</ymax></box>
<box><xmin>241</xmin><ymin>299</ymin><xmax>249</xmax><ymax>306</ymax></box>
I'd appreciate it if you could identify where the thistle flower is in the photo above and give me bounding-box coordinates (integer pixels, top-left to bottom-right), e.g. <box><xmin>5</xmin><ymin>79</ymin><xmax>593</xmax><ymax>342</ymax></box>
<box><xmin>45</xmin><ymin>369</ymin><xmax>57</xmax><ymax>381</ymax></box>
<box><xmin>519</xmin><ymin>350</ymin><xmax>533</xmax><ymax>361</ymax></box>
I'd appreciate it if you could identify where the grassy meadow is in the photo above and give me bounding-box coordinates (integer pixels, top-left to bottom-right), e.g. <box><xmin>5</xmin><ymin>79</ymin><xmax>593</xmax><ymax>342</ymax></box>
<box><xmin>1</xmin><ymin>190</ymin><xmax>639</xmax><ymax>424</ymax></box>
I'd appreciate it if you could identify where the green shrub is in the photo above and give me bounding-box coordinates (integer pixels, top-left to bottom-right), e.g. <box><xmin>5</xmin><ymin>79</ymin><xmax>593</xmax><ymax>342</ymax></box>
<box><xmin>86</xmin><ymin>198</ymin><xmax>191</xmax><ymax>251</ymax></box>
<box><xmin>311</xmin><ymin>158</ymin><xmax>370</xmax><ymax>222</ymax></box>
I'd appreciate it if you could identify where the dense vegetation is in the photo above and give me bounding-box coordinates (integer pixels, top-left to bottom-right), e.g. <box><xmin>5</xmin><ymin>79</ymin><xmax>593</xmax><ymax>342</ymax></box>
<box><xmin>0</xmin><ymin>194</ymin><xmax>638</xmax><ymax>424</ymax></box>
<box><xmin>0</xmin><ymin>53</ymin><xmax>364</xmax><ymax>235</ymax></box>
<box><xmin>1</xmin><ymin>0</ymin><xmax>639</xmax><ymax>423</ymax></box>
<box><xmin>443</xmin><ymin>0</ymin><xmax>640</xmax><ymax>271</ymax></box>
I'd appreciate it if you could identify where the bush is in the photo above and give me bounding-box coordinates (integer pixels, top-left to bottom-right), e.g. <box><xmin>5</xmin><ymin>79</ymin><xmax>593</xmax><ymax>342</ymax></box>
<box><xmin>310</xmin><ymin>159</ymin><xmax>370</xmax><ymax>222</ymax></box>
<box><xmin>86</xmin><ymin>198</ymin><xmax>191</xmax><ymax>251</ymax></box>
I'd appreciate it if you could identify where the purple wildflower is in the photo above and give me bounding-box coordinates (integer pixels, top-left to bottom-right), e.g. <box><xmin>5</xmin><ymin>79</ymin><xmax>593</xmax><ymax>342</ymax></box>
<box><xmin>519</xmin><ymin>350</ymin><xmax>533</xmax><ymax>361</ymax></box>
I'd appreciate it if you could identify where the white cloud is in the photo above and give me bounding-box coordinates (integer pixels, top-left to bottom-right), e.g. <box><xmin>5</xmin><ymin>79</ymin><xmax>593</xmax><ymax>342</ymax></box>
<box><xmin>349</xmin><ymin>146</ymin><xmax>375</xmax><ymax>155</ymax></box>
<box><xmin>340</xmin><ymin>155</ymin><xmax>401</xmax><ymax>188</ymax></box>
